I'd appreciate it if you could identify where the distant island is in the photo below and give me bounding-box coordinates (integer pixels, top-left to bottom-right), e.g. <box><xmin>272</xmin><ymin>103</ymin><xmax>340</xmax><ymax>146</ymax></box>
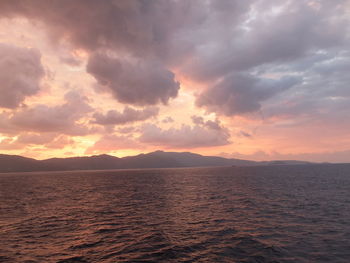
<box><xmin>0</xmin><ymin>150</ymin><xmax>316</xmax><ymax>173</ymax></box>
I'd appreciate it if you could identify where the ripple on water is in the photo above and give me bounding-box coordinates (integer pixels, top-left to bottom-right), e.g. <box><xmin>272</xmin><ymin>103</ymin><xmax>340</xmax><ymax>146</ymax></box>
<box><xmin>0</xmin><ymin>165</ymin><xmax>350</xmax><ymax>262</ymax></box>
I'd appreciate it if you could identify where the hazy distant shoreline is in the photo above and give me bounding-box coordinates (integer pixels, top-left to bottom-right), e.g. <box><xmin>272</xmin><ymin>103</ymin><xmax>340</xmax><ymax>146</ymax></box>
<box><xmin>0</xmin><ymin>150</ymin><xmax>343</xmax><ymax>173</ymax></box>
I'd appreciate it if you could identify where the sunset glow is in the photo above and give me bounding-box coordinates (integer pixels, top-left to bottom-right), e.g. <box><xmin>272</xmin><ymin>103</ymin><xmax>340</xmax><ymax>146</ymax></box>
<box><xmin>0</xmin><ymin>0</ymin><xmax>350</xmax><ymax>162</ymax></box>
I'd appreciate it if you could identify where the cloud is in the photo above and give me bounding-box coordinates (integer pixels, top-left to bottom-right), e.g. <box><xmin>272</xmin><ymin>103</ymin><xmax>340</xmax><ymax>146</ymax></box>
<box><xmin>0</xmin><ymin>44</ymin><xmax>44</xmax><ymax>109</ymax></box>
<box><xmin>0</xmin><ymin>0</ymin><xmax>206</xmax><ymax>58</ymax></box>
<box><xmin>0</xmin><ymin>0</ymin><xmax>348</xmax><ymax>115</ymax></box>
<box><xmin>92</xmin><ymin>106</ymin><xmax>158</xmax><ymax>126</ymax></box>
<box><xmin>0</xmin><ymin>0</ymin><xmax>350</xmax><ymax>161</ymax></box>
<box><xmin>196</xmin><ymin>73</ymin><xmax>302</xmax><ymax>116</ymax></box>
<box><xmin>0</xmin><ymin>0</ymin><xmax>192</xmax><ymax>106</ymax></box>
<box><xmin>89</xmin><ymin>116</ymin><xmax>231</xmax><ymax>153</ymax></box>
<box><xmin>86</xmin><ymin>134</ymin><xmax>141</xmax><ymax>154</ymax></box>
<box><xmin>239</xmin><ymin>131</ymin><xmax>252</xmax><ymax>138</ymax></box>
<box><xmin>59</xmin><ymin>55</ymin><xmax>82</xmax><ymax>67</ymax></box>
<box><xmin>117</xmin><ymin>126</ymin><xmax>137</xmax><ymax>134</ymax></box>
<box><xmin>87</xmin><ymin>53</ymin><xmax>179</xmax><ymax>105</ymax></box>
<box><xmin>0</xmin><ymin>133</ymin><xmax>73</xmax><ymax>151</ymax></box>
<box><xmin>0</xmin><ymin>113</ymin><xmax>15</xmax><ymax>134</ymax></box>
<box><xmin>5</xmin><ymin>0</ymin><xmax>342</xmax><ymax>73</ymax></box>
<box><xmin>45</xmin><ymin>135</ymin><xmax>74</xmax><ymax>149</ymax></box>
<box><xmin>0</xmin><ymin>137</ymin><xmax>23</xmax><ymax>150</ymax></box>
<box><xmin>162</xmin><ymin>116</ymin><xmax>174</xmax><ymax>123</ymax></box>
<box><xmin>139</xmin><ymin>121</ymin><xmax>230</xmax><ymax>149</ymax></box>
<box><xmin>16</xmin><ymin>133</ymin><xmax>57</xmax><ymax>145</ymax></box>
<box><xmin>191</xmin><ymin>115</ymin><xmax>223</xmax><ymax>130</ymax></box>
<box><xmin>182</xmin><ymin>1</ymin><xmax>348</xmax><ymax>82</ymax></box>
<box><xmin>0</xmin><ymin>91</ymin><xmax>93</xmax><ymax>135</ymax></box>
<box><xmin>259</xmin><ymin>51</ymin><xmax>350</xmax><ymax>122</ymax></box>
<box><xmin>191</xmin><ymin>115</ymin><xmax>205</xmax><ymax>125</ymax></box>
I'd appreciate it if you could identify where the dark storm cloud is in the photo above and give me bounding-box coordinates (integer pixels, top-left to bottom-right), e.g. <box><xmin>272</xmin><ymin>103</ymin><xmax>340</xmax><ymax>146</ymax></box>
<box><xmin>87</xmin><ymin>53</ymin><xmax>179</xmax><ymax>105</ymax></box>
<box><xmin>92</xmin><ymin>106</ymin><xmax>159</xmax><ymax>126</ymax></box>
<box><xmin>196</xmin><ymin>73</ymin><xmax>302</xmax><ymax>116</ymax></box>
<box><xmin>0</xmin><ymin>44</ymin><xmax>44</xmax><ymax>109</ymax></box>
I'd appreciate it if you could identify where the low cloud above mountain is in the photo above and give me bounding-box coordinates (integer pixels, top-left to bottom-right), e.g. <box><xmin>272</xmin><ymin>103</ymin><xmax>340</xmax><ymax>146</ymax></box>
<box><xmin>92</xmin><ymin>106</ymin><xmax>159</xmax><ymax>126</ymax></box>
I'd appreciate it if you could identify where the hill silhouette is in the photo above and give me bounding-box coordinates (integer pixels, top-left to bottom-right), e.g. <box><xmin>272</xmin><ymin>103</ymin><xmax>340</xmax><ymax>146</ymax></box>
<box><xmin>0</xmin><ymin>150</ymin><xmax>311</xmax><ymax>173</ymax></box>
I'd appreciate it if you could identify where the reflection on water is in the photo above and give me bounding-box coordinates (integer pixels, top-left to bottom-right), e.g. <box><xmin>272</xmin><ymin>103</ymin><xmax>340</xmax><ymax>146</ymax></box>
<box><xmin>1</xmin><ymin>165</ymin><xmax>350</xmax><ymax>262</ymax></box>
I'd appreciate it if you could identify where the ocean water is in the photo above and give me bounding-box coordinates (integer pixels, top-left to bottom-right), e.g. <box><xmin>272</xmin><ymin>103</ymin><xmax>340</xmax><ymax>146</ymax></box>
<box><xmin>0</xmin><ymin>165</ymin><xmax>350</xmax><ymax>263</ymax></box>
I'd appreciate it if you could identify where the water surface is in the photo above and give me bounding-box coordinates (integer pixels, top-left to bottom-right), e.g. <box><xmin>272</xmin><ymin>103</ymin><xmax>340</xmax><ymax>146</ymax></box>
<box><xmin>1</xmin><ymin>165</ymin><xmax>350</xmax><ymax>262</ymax></box>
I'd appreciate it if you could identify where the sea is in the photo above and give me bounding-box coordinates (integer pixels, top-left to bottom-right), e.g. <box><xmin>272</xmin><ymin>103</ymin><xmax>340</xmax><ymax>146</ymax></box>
<box><xmin>0</xmin><ymin>164</ymin><xmax>350</xmax><ymax>263</ymax></box>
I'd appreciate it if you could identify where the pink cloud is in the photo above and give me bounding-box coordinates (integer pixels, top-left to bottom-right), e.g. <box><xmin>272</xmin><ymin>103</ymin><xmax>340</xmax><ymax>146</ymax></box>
<box><xmin>0</xmin><ymin>44</ymin><xmax>44</xmax><ymax>109</ymax></box>
<box><xmin>0</xmin><ymin>91</ymin><xmax>93</xmax><ymax>135</ymax></box>
<box><xmin>86</xmin><ymin>135</ymin><xmax>141</xmax><ymax>154</ymax></box>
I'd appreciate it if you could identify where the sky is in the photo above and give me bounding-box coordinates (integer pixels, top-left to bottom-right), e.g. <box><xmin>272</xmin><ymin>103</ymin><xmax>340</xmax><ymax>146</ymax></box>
<box><xmin>0</xmin><ymin>0</ymin><xmax>349</xmax><ymax>162</ymax></box>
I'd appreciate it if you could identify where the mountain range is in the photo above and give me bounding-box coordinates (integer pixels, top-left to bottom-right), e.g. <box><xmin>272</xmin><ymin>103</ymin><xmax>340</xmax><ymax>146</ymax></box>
<box><xmin>0</xmin><ymin>150</ymin><xmax>312</xmax><ymax>173</ymax></box>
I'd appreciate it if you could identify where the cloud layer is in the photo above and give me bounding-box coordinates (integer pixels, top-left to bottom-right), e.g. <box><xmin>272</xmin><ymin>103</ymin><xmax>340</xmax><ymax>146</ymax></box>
<box><xmin>0</xmin><ymin>0</ymin><xmax>349</xmax><ymax>160</ymax></box>
<box><xmin>92</xmin><ymin>106</ymin><xmax>159</xmax><ymax>126</ymax></box>
<box><xmin>1</xmin><ymin>0</ymin><xmax>349</xmax><ymax>115</ymax></box>
<box><xmin>87</xmin><ymin>54</ymin><xmax>179</xmax><ymax>105</ymax></box>
<box><xmin>0</xmin><ymin>91</ymin><xmax>92</xmax><ymax>136</ymax></box>
<box><xmin>139</xmin><ymin>118</ymin><xmax>230</xmax><ymax>148</ymax></box>
<box><xmin>0</xmin><ymin>44</ymin><xmax>44</xmax><ymax>109</ymax></box>
<box><xmin>197</xmin><ymin>74</ymin><xmax>302</xmax><ymax>116</ymax></box>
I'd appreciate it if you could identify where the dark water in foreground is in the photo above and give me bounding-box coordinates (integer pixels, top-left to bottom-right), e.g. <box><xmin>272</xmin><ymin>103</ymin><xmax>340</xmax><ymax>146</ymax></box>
<box><xmin>1</xmin><ymin>165</ymin><xmax>350</xmax><ymax>263</ymax></box>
